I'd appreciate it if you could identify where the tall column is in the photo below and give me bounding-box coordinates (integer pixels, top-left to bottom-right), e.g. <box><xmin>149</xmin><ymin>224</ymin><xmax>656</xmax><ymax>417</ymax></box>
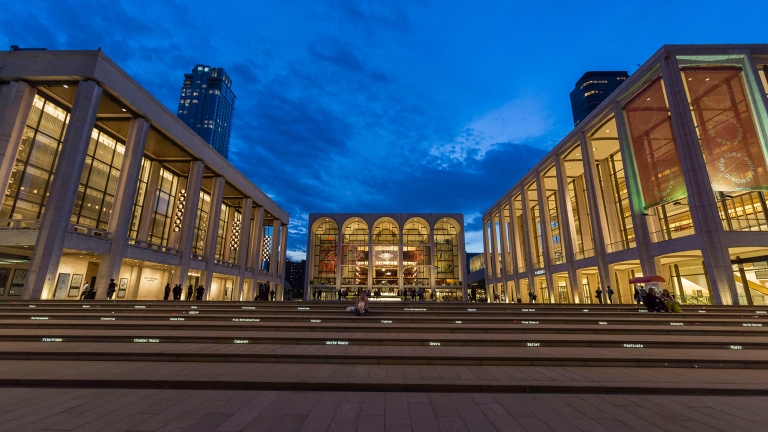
<box><xmin>203</xmin><ymin>177</ymin><xmax>225</xmax><ymax>298</ymax></box>
<box><xmin>95</xmin><ymin>118</ymin><xmax>150</xmax><ymax>299</ymax></box>
<box><xmin>236</xmin><ymin>198</ymin><xmax>253</xmax><ymax>301</ymax></box>
<box><xmin>598</xmin><ymin>158</ymin><xmax>623</xmax><ymax>249</ymax></box>
<box><xmin>250</xmin><ymin>207</ymin><xmax>265</xmax><ymax>272</ymax></box>
<box><xmin>429</xmin><ymin>219</ymin><xmax>436</xmax><ymax>298</ymax></box>
<box><xmin>573</xmin><ymin>176</ymin><xmax>594</xmax><ymax>253</ymax></box>
<box><xmin>497</xmin><ymin>205</ymin><xmax>511</xmax><ymax>278</ymax></box>
<box><xmin>535</xmin><ymin>173</ymin><xmax>556</xmax><ymax>302</ymax></box>
<box><xmin>580</xmin><ymin>132</ymin><xmax>612</xmax><ymax>299</ymax></box>
<box><xmin>520</xmin><ymin>185</ymin><xmax>537</xmax><ymax>299</ymax></box>
<box><xmin>270</xmin><ymin>219</ymin><xmax>281</xmax><ymax>276</ymax></box>
<box><xmin>482</xmin><ymin>218</ymin><xmax>494</xmax><ymax>284</ymax></box>
<box><xmin>222</xmin><ymin>205</ymin><xmax>236</xmax><ymax>262</ymax></box>
<box><xmin>555</xmin><ymin>153</ymin><xmax>582</xmax><ymax>303</ymax></box>
<box><xmin>398</xmin><ymin>219</ymin><xmax>404</xmax><ymax>293</ymax></box>
<box><xmin>277</xmin><ymin>223</ymin><xmax>288</xmax><ymax>300</ymax></box>
<box><xmin>172</xmin><ymin>161</ymin><xmax>204</xmax><ymax>288</ymax></box>
<box><xmin>22</xmin><ymin>81</ymin><xmax>102</xmax><ymax>299</ymax></box>
<box><xmin>136</xmin><ymin>161</ymin><xmax>162</xmax><ymax>241</ymax></box>
<box><xmin>489</xmin><ymin>214</ymin><xmax>500</xmax><ymax>282</ymax></box>
<box><xmin>127</xmin><ymin>265</ymin><xmax>142</xmax><ymax>300</ymax></box>
<box><xmin>458</xmin><ymin>219</ymin><xmax>468</xmax><ymax>302</ymax></box>
<box><xmin>660</xmin><ymin>56</ymin><xmax>737</xmax><ymax>304</ymax></box>
<box><xmin>0</xmin><ymin>81</ymin><xmax>36</xmax><ymax>198</ymax></box>
<box><xmin>613</xmin><ymin>102</ymin><xmax>658</xmax><ymax>281</ymax></box>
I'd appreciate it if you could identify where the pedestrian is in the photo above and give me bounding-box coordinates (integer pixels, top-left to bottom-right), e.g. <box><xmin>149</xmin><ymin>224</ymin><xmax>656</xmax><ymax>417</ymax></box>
<box><xmin>638</xmin><ymin>286</ymin><xmax>648</xmax><ymax>304</ymax></box>
<box><xmin>633</xmin><ymin>286</ymin><xmax>642</xmax><ymax>304</ymax></box>
<box><xmin>338</xmin><ymin>288</ymin><xmax>342</xmax><ymax>300</ymax></box>
<box><xmin>195</xmin><ymin>285</ymin><xmax>205</xmax><ymax>301</ymax></box>
<box><xmin>106</xmin><ymin>279</ymin><xmax>117</xmax><ymax>300</ymax></box>
<box><xmin>79</xmin><ymin>281</ymin><xmax>90</xmax><ymax>300</ymax></box>
<box><xmin>530</xmin><ymin>291</ymin><xmax>537</xmax><ymax>303</ymax></box>
<box><xmin>186</xmin><ymin>284</ymin><xmax>193</xmax><ymax>300</ymax></box>
<box><xmin>417</xmin><ymin>287</ymin><xmax>423</xmax><ymax>301</ymax></box>
<box><xmin>607</xmin><ymin>286</ymin><xmax>614</xmax><ymax>304</ymax></box>
<box><xmin>471</xmin><ymin>287</ymin><xmax>477</xmax><ymax>302</ymax></box>
<box><xmin>595</xmin><ymin>288</ymin><xmax>603</xmax><ymax>304</ymax></box>
<box><xmin>164</xmin><ymin>283</ymin><xmax>171</xmax><ymax>300</ymax></box>
<box><xmin>269</xmin><ymin>288</ymin><xmax>275</xmax><ymax>301</ymax></box>
<box><xmin>172</xmin><ymin>284</ymin><xmax>182</xmax><ymax>300</ymax></box>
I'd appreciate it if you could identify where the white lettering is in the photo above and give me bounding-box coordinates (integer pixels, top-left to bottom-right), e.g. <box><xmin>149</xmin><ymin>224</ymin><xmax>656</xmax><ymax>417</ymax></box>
<box><xmin>133</xmin><ymin>338</ymin><xmax>159</xmax><ymax>343</ymax></box>
<box><xmin>731</xmin><ymin>345</ymin><xmax>742</xmax><ymax>350</ymax></box>
<box><xmin>743</xmin><ymin>323</ymin><xmax>763</xmax><ymax>327</ymax></box>
<box><xmin>100</xmin><ymin>317</ymin><xmax>115</xmax><ymax>321</ymax></box>
<box><xmin>234</xmin><ymin>340</ymin><xmax>249</xmax><ymax>344</ymax></box>
<box><xmin>670</xmin><ymin>322</ymin><xmax>683</xmax><ymax>326</ymax></box>
<box><xmin>135</xmin><ymin>306</ymin><xmax>146</xmax><ymax>309</ymax></box>
<box><xmin>311</xmin><ymin>319</ymin><xmax>322</xmax><ymax>323</ymax></box>
<box><xmin>404</xmin><ymin>308</ymin><xmax>427</xmax><ymax>311</ymax></box>
<box><xmin>598</xmin><ymin>321</ymin><xmax>608</xmax><ymax>325</ymax></box>
<box><xmin>82</xmin><ymin>305</ymin><xmax>90</xmax><ymax>308</ymax></box>
<box><xmin>170</xmin><ymin>318</ymin><xmax>184</xmax><ymax>321</ymax></box>
<box><xmin>189</xmin><ymin>311</ymin><xmax>199</xmax><ymax>315</ymax></box>
<box><xmin>527</xmin><ymin>342</ymin><xmax>540</xmax><ymax>347</ymax></box>
<box><xmin>232</xmin><ymin>318</ymin><xmax>260</xmax><ymax>322</ymax></box>
<box><xmin>429</xmin><ymin>342</ymin><xmax>441</xmax><ymax>346</ymax></box>
<box><xmin>325</xmin><ymin>341</ymin><xmax>349</xmax><ymax>345</ymax></box>
<box><xmin>298</xmin><ymin>307</ymin><xmax>310</xmax><ymax>310</ymax></box>
<box><xmin>42</xmin><ymin>338</ymin><xmax>62</xmax><ymax>342</ymax></box>
<box><xmin>467</xmin><ymin>308</ymin><xmax>476</xmax><ymax>312</ymax></box>
<box><xmin>28</xmin><ymin>305</ymin><xmax>36</xmax><ymax>308</ymax></box>
<box><xmin>455</xmin><ymin>321</ymin><xmax>462</xmax><ymax>324</ymax></box>
<box><xmin>381</xmin><ymin>320</ymin><xmax>392</xmax><ymax>323</ymax></box>
<box><xmin>30</xmin><ymin>317</ymin><xmax>48</xmax><ymax>320</ymax></box>
<box><xmin>242</xmin><ymin>306</ymin><xmax>255</xmax><ymax>310</ymax></box>
<box><xmin>522</xmin><ymin>321</ymin><xmax>539</xmax><ymax>325</ymax></box>
<box><xmin>624</xmin><ymin>344</ymin><xmax>643</xmax><ymax>348</ymax></box>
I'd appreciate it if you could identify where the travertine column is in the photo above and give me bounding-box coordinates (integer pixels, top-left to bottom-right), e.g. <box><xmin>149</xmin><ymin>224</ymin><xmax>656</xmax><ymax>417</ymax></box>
<box><xmin>458</xmin><ymin>218</ymin><xmax>468</xmax><ymax>302</ymax></box>
<box><xmin>136</xmin><ymin>161</ymin><xmax>162</xmax><ymax>241</ymax></box>
<box><xmin>23</xmin><ymin>81</ymin><xmax>102</xmax><ymax>299</ymax></box>
<box><xmin>203</xmin><ymin>177</ymin><xmax>225</xmax><ymax>298</ymax></box>
<box><xmin>520</xmin><ymin>185</ymin><xmax>537</xmax><ymax>300</ymax></box>
<box><xmin>0</xmin><ymin>81</ymin><xmax>36</xmax><ymax>198</ymax></box>
<box><xmin>236</xmin><ymin>198</ymin><xmax>253</xmax><ymax>301</ymax></box>
<box><xmin>497</xmin><ymin>205</ymin><xmax>510</xmax><ymax>277</ymax></box>
<box><xmin>171</xmin><ymin>161</ymin><xmax>204</xmax><ymax>288</ymax></box>
<box><xmin>277</xmin><ymin>223</ymin><xmax>288</xmax><ymax>300</ymax></box>
<box><xmin>489</xmin><ymin>213</ymin><xmax>500</xmax><ymax>282</ymax></box>
<box><xmin>555</xmin><ymin>153</ymin><xmax>582</xmax><ymax>303</ymax></box>
<box><xmin>535</xmin><ymin>173</ymin><xmax>556</xmax><ymax>302</ymax></box>
<box><xmin>580</xmin><ymin>132</ymin><xmax>612</xmax><ymax>300</ymax></box>
<box><xmin>482</xmin><ymin>219</ymin><xmax>494</xmax><ymax>284</ymax></box>
<box><xmin>95</xmin><ymin>118</ymin><xmax>150</xmax><ymax>298</ymax></box>
<box><xmin>270</xmin><ymin>219</ymin><xmax>281</xmax><ymax>276</ymax></box>
<box><xmin>250</xmin><ymin>207</ymin><xmax>265</xmax><ymax>271</ymax></box>
<box><xmin>660</xmin><ymin>56</ymin><xmax>736</xmax><ymax>304</ymax></box>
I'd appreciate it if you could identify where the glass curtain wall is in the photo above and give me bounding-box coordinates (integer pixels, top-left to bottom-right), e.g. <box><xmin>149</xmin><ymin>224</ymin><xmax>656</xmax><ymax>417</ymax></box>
<box><xmin>311</xmin><ymin>220</ymin><xmax>338</xmax><ymax>286</ymax></box>
<box><xmin>492</xmin><ymin>212</ymin><xmax>502</xmax><ymax>277</ymax></box>
<box><xmin>403</xmin><ymin>218</ymin><xmax>431</xmax><ymax>289</ymax></box>
<box><xmin>192</xmin><ymin>191</ymin><xmax>211</xmax><ymax>256</ymax></box>
<box><xmin>372</xmin><ymin>218</ymin><xmax>399</xmax><ymax>287</ymax></box>
<box><xmin>341</xmin><ymin>219</ymin><xmax>369</xmax><ymax>286</ymax></box>
<box><xmin>502</xmin><ymin>204</ymin><xmax>513</xmax><ymax>273</ymax></box>
<box><xmin>513</xmin><ymin>194</ymin><xmax>526</xmax><ymax>272</ymax></box>
<box><xmin>543</xmin><ymin>166</ymin><xmax>563</xmax><ymax>265</ymax></box>
<box><xmin>527</xmin><ymin>183</ymin><xmax>544</xmax><ymax>269</ymax></box>
<box><xmin>71</xmin><ymin>129</ymin><xmax>125</xmax><ymax>230</ymax></box>
<box><xmin>434</xmin><ymin>218</ymin><xmax>461</xmax><ymax>300</ymax></box>
<box><xmin>128</xmin><ymin>158</ymin><xmax>150</xmax><ymax>239</ymax></box>
<box><xmin>214</xmin><ymin>204</ymin><xmax>231</xmax><ymax>261</ymax></box>
<box><xmin>147</xmin><ymin>168</ymin><xmax>179</xmax><ymax>246</ymax></box>
<box><xmin>563</xmin><ymin>144</ymin><xmax>595</xmax><ymax>259</ymax></box>
<box><xmin>1</xmin><ymin>95</ymin><xmax>69</xmax><ymax>220</ymax></box>
<box><xmin>228</xmin><ymin>211</ymin><xmax>241</xmax><ymax>264</ymax></box>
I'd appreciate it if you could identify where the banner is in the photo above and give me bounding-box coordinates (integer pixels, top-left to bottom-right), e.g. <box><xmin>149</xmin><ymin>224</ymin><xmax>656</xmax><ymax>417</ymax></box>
<box><xmin>683</xmin><ymin>67</ymin><xmax>768</xmax><ymax>191</ymax></box>
<box><xmin>624</xmin><ymin>77</ymin><xmax>687</xmax><ymax>209</ymax></box>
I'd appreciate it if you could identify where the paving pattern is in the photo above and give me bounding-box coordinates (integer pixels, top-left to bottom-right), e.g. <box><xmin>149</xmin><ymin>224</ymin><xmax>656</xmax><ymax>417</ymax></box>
<box><xmin>2</xmin><ymin>300</ymin><xmax>768</xmax><ymax>430</ymax></box>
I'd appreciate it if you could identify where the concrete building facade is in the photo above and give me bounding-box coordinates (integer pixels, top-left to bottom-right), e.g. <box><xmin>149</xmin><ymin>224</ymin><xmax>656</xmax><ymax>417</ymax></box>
<box><xmin>484</xmin><ymin>44</ymin><xmax>768</xmax><ymax>306</ymax></box>
<box><xmin>0</xmin><ymin>49</ymin><xmax>288</xmax><ymax>301</ymax></box>
<box><xmin>305</xmin><ymin>213</ymin><xmax>467</xmax><ymax>301</ymax></box>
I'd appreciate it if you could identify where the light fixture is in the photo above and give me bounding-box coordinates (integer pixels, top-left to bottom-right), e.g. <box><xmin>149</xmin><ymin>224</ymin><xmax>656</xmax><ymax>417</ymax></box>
<box><xmin>706</xmin><ymin>78</ymin><xmax>710</xmax><ymax>81</ymax></box>
<box><xmin>63</xmin><ymin>85</ymin><xmax>68</xmax><ymax>88</ymax></box>
<box><xmin>121</xmin><ymin>108</ymin><xmax>126</xmax><ymax>112</ymax></box>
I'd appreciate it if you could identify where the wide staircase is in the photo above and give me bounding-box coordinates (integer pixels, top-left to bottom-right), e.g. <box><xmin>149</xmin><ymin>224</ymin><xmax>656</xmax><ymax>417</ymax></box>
<box><xmin>1</xmin><ymin>300</ymin><xmax>767</xmax><ymax>395</ymax></box>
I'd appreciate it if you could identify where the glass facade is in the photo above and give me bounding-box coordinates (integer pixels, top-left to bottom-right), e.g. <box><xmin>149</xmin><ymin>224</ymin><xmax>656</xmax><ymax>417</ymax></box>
<box><xmin>403</xmin><ymin>218</ymin><xmax>430</xmax><ymax>287</ymax></box>
<box><xmin>147</xmin><ymin>168</ymin><xmax>179</xmax><ymax>246</ymax></box>
<box><xmin>1</xmin><ymin>95</ymin><xmax>68</xmax><ymax>220</ymax></box>
<box><xmin>341</xmin><ymin>219</ymin><xmax>368</xmax><ymax>285</ymax></box>
<box><xmin>128</xmin><ymin>158</ymin><xmax>150</xmax><ymax>239</ymax></box>
<box><xmin>215</xmin><ymin>204</ymin><xmax>231</xmax><ymax>261</ymax></box>
<box><xmin>311</xmin><ymin>220</ymin><xmax>338</xmax><ymax>285</ymax></box>
<box><xmin>434</xmin><ymin>219</ymin><xmax>460</xmax><ymax>286</ymax></box>
<box><xmin>192</xmin><ymin>191</ymin><xmax>211</xmax><ymax>256</ymax></box>
<box><xmin>373</xmin><ymin>218</ymin><xmax>399</xmax><ymax>286</ymax></box>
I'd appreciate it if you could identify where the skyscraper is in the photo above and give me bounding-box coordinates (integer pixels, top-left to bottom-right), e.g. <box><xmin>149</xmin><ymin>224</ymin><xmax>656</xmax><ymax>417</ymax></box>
<box><xmin>569</xmin><ymin>71</ymin><xmax>628</xmax><ymax>126</ymax></box>
<box><xmin>177</xmin><ymin>65</ymin><xmax>236</xmax><ymax>158</ymax></box>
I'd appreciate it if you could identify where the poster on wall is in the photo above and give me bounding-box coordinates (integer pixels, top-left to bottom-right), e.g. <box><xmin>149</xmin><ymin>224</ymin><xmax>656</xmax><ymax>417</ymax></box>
<box><xmin>8</xmin><ymin>269</ymin><xmax>27</xmax><ymax>296</ymax></box>
<box><xmin>0</xmin><ymin>268</ymin><xmax>9</xmax><ymax>296</ymax></box>
<box><xmin>68</xmin><ymin>274</ymin><xmax>83</xmax><ymax>297</ymax></box>
<box><xmin>624</xmin><ymin>76</ymin><xmax>688</xmax><ymax>209</ymax></box>
<box><xmin>117</xmin><ymin>278</ymin><xmax>128</xmax><ymax>298</ymax></box>
<box><xmin>54</xmin><ymin>273</ymin><xmax>71</xmax><ymax>300</ymax></box>
<box><xmin>683</xmin><ymin>67</ymin><xmax>768</xmax><ymax>192</ymax></box>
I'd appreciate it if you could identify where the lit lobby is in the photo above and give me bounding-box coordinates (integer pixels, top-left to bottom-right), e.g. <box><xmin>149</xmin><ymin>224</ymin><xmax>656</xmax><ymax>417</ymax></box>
<box><xmin>0</xmin><ymin>49</ymin><xmax>289</xmax><ymax>301</ymax></box>
<box><xmin>484</xmin><ymin>44</ymin><xmax>768</xmax><ymax>306</ymax></box>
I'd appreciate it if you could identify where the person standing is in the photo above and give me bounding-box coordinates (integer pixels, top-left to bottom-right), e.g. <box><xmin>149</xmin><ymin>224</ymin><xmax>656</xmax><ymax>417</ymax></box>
<box><xmin>79</xmin><ymin>282</ymin><xmax>90</xmax><ymax>300</ymax></box>
<box><xmin>638</xmin><ymin>286</ymin><xmax>648</xmax><ymax>305</ymax></box>
<box><xmin>269</xmin><ymin>288</ymin><xmax>275</xmax><ymax>301</ymax></box>
<box><xmin>529</xmin><ymin>291</ymin><xmax>537</xmax><ymax>303</ymax></box>
<box><xmin>164</xmin><ymin>283</ymin><xmax>171</xmax><ymax>300</ymax></box>
<box><xmin>195</xmin><ymin>285</ymin><xmax>205</xmax><ymax>301</ymax></box>
<box><xmin>471</xmin><ymin>287</ymin><xmax>477</xmax><ymax>302</ymax></box>
<box><xmin>595</xmin><ymin>288</ymin><xmax>603</xmax><ymax>304</ymax></box>
<box><xmin>186</xmin><ymin>284</ymin><xmax>193</xmax><ymax>301</ymax></box>
<box><xmin>607</xmin><ymin>286</ymin><xmax>614</xmax><ymax>304</ymax></box>
<box><xmin>172</xmin><ymin>284</ymin><xmax>182</xmax><ymax>300</ymax></box>
<box><xmin>106</xmin><ymin>279</ymin><xmax>117</xmax><ymax>300</ymax></box>
<box><xmin>417</xmin><ymin>287</ymin><xmax>423</xmax><ymax>301</ymax></box>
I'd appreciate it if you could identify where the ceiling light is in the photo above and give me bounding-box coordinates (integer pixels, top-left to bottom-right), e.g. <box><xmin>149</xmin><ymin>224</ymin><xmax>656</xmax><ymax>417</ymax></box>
<box><xmin>121</xmin><ymin>108</ymin><xmax>126</xmax><ymax>112</ymax></box>
<box><xmin>605</xmin><ymin>129</ymin><xmax>610</xmax><ymax>133</ymax></box>
<box><xmin>63</xmin><ymin>85</ymin><xmax>68</xmax><ymax>88</ymax></box>
<box><xmin>593</xmin><ymin>147</ymin><xmax>597</xmax><ymax>150</ymax></box>
<box><xmin>687</xmin><ymin>78</ymin><xmax>692</xmax><ymax>81</ymax></box>
<box><xmin>706</xmin><ymin>78</ymin><xmax>710</xmax><ymax>81</ymax></box>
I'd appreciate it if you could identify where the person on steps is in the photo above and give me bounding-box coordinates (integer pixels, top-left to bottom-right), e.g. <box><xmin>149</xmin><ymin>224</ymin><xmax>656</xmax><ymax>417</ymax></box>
<box><xmin>172</xmin><ymin>284</ymin><xmax>183</xmax><ymax>300</ymax></box>
<box><xmin>354</xmin><ymin>288</ymin><xmax>370</xmax><ymax>316</ymax></box>
<box><xmin>606</xmin><ymin>286</ymin><xmax>614</xmax><ymax>304</ymax></box>
<box><xmin>79</xmin><ymin>282</ymin><xmax>90</xmax><ymax>300</ymax></box>
<box><xmin>595</xmin><ymin>288</ymin><xmax>603</xmax><ymax>304</ymax></box>
<box><xmin>660</xmin><ymin>289</ymin><xmax>683</xmax><ymax>313</ymax></box>
<box><xmin>163</xmin><ymin>283</ymin><xmax>171</xmax><ymax>300</ymax></box>
<box><xmin>195</xmin><ymin>285</ymin><xmax>205</xmax><ymax>301</ymax></box>
<box><xmin>106</xmin><ymin>279</ymin><xmax>117</xmax><ymax>300</ymax></box>
<box><xmin>186</xmin><ymin>285</ymin><xmax>193</xmax><ymax>301</ymax></box>
<box><xmin>643</xmin><ymin>289</ymin><xmax>669</xmax><ymax>312</ymax></box>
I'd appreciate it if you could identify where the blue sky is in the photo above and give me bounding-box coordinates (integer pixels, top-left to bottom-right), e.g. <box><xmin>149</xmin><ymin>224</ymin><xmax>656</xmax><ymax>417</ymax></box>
<box><xmin>3</xmin><ymin>0</ymin><xmax>767</xmax><ymax>259</ymax></box>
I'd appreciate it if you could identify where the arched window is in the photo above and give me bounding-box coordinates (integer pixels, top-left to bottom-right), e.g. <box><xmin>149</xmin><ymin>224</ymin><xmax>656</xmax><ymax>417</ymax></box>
<box><xmin>311</xmin><ymin>218</ymin><xmax>338</xmax><ymax>285</ymax></box>
<box><xmin>403</xmin><ymin>217</ymin><xmax>430</xmax><ymax>287</ymax></box>
<box><xmin>341</xmin><ymin>218</ymin><xmax>369</xmax><ymax>286</ymax></box>
<box><xmin>434</xmin><ymin>218</ymin><xmax>461</xmax><ymax>287</ymax></box>
<box><xmin>372</xmin><ymin>218</ymin><xmax>399</xmax><ymax>287</ymax></box>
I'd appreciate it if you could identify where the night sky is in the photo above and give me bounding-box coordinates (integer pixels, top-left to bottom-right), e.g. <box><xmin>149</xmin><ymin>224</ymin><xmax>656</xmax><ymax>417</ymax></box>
<box><xmin>3</xmin><ymin>0</ymin><xmax>767</xmax><ymax>260</ymax></box>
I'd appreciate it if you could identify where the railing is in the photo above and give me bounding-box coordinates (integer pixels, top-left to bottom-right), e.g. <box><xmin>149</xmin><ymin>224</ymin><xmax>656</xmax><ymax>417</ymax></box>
<box><xmin>0</xmin><ymin>219</ymin><xmax>41</xmax><ymax>230</ymax></box>
<box><xmin>403</xmin><ymin>278</ymin><xmax>431</xmax><ymax>286</ymax></box>
<box><xmin>69</xmin><ymin>223</ymin><xmax>110</xmax><ymax>241</ymax></box>
<box><xmin>214</xmin><ymin>258</ymin><xmax>239</xmax><ymax>269</ymax></box>
<box><xmin>191</xmin><ymin>253</ymin><xmax>205</xmax><ymax>261</ymax></box>
<box><xmin>532</xmin><ymin>261</ymin><xmax>544</xmax><ymax>270</ymax></box>
<box><xmin>245</xmin><ymin>266</ymin><xmax>254</xmax><ymax>273</ymax></box>
<box><xmin>605</xmin><ymin>239</ymin><xmax>636</xmax><ymax>253</ymax></box>
<box><xmin>310</xmin><ymin>277</ymin><xmax>336</xmax><ymax>286</ymax></box>
<box><xmin>550</xmin><ymin>255</ymin><xmax>565</xmax><ymax>266</ymax></box>
<box><xmin>574</xmin><ymin>247</ymin><xmax>595</xmax><ymax>260</ymax></box>
<box><xmin>649</xmin><ymin>224</ymin><xmax>695</xmax><ymax>243</ymax></box>
<box><xmin>342</xmin><ymin>278</ymin><xmax>368</xmax><ymax>285</ymax></box>
<box><xmin>127</xmin><ymin>238</ymin><xmax>180</xmax><ymax>255</ymax></box>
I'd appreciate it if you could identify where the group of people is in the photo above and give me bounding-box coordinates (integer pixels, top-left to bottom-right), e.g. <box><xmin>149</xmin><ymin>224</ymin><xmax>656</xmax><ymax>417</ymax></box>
<box><xmin>398</xmin><ymin>288</ymin><xmax>427</xmax><ymax>301</ymax></box>
<box><xmin>163</xmin><ymin>283</ymin><xmax>206</xmax><ymax>301</ymax></box>
<box><xmin>79</xmin><ymin>279</ymin><xmax>118</xmax><ymax>300</ymax></box>
<box><xmin>635</xmin><ymin>285</ymin><xmax>683</xmax><ymax>313</ymax></box>
<box><xmin>254</xmin><ymin>288</ymin><xmax>275</xmax><ymax>301</ymax></box>
<box><xmin>594</xmin><ymin>287</ymin><xmax>615</xmax><ymax>304</ymax></box>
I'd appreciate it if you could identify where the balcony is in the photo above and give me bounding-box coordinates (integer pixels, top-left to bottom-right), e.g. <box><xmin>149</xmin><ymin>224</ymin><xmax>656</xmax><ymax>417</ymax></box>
<box><xmin>550</xmin><ymin>255</ymin><xmax>566</xmax><ymax>266</ymax></box>
<box><xmin>214</xmin><ymin>258</ymin><xmax>239</xmax><ymax>269</ymax></box>
<box><xmin>127</xmin><ymin>238</ymin><xmax>180</xmax><ymax>255</ymax></box>
<box><xmin>403</xmin><ymin>278</ymin><xmax>430</xmax><ymax>286</ymax></box>
<box><xmin>68</xmin><ymin>223</ymin><xmax>110</xmax><ymax>241</ymax></box>
<box><xmin>0</xmin><ymin>219</ymin><xmax>41</xmax><ymax>230</ymax></box>
<box><xmin>310</xmin><ymin>277</ymin><xmax>336</xmax><ymax>286</ymax></box>
<box><xmin>650</xmin><ymin>224</ymin><xmax>695</xmax><ymax>243</ymax></box>
<box><xmin>605</xmin><ymin>238</ymin><xmax>636</xmax><ymax>254</ymax></box>
<box><xmin>574</xmin><ymin>247</ymin><xmax>595</xmax><ymax>260</ymax></box>
<box><xmin>191</xmin><ymin>252</ymin><xmax>205</xmax><ymax>261</ymax></box>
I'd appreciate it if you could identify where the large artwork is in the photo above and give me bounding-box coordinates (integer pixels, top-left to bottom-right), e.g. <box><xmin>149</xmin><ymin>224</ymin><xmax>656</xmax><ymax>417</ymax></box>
<box><xmin>683</xmin><ymin>67</ymin><xmax>768</xmax><ymax>192</ymax></box>
<box><xmin>318</xmin><ymin>245</ymin><xmax>337</xmax><ymax>276</ymax></box>
<box><xmin>624</xmin><ymin>77</ymin><xmax>687</xmax><ymax>209</ymax></box>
